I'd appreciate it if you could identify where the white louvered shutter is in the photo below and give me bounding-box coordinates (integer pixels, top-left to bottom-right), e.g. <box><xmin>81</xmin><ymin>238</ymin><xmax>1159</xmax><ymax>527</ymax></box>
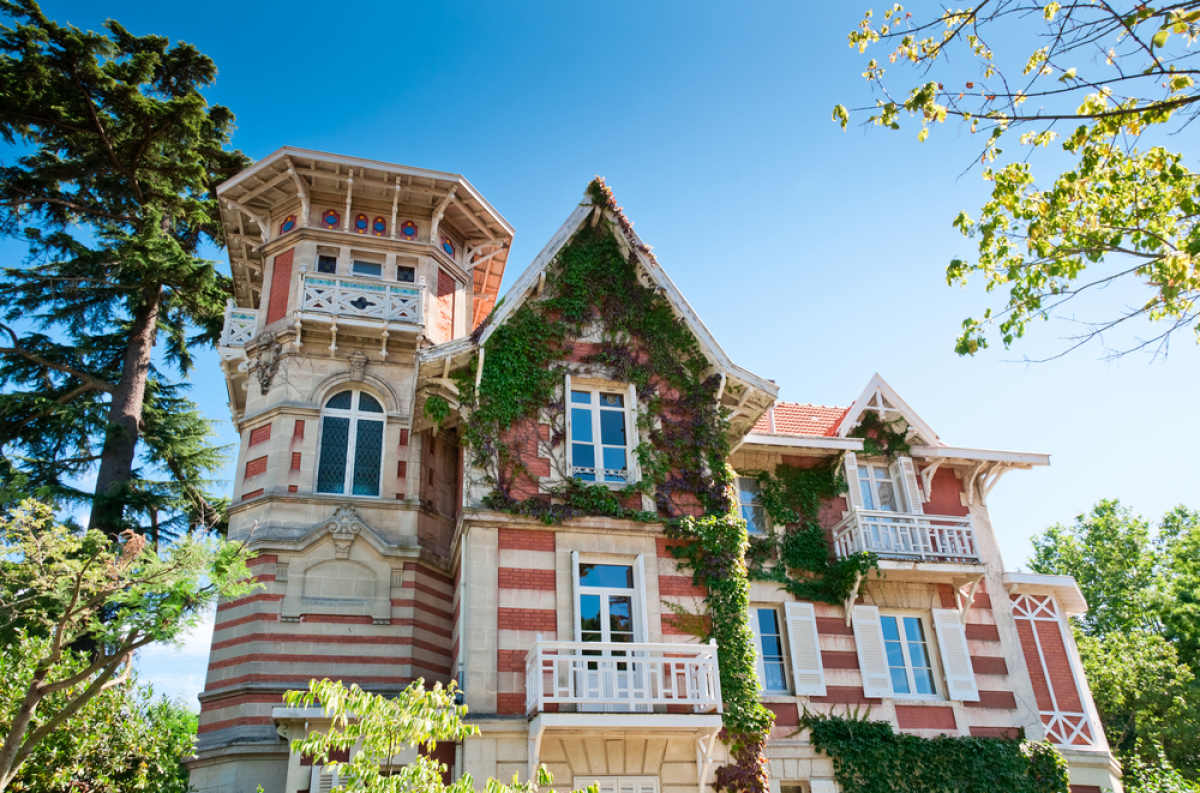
<box><xmin>931</xmin><ymin>608</ymin><xmax>980</xmax><ymax>701</ymax></box>
<box><xmin>589</xmin><ymin>780</ymin><xmax>618</xmax><ymax>793</ymax></box>
<box><xmin>897</xmin><ymin>456</ymin><xmax>925</xmax><ymax>514</ymax></box>
<box><xmin>571</xmin><ymin>550</ymin><xmax>581</xmax><ymax>641</ymax></box>
<box><xmin>627</xmin><ymin>383</ymin><xmax>640</xmax><ymax>481</ymax></box>
<box><xmin>747</xmin><ymin>607</ymin><xmax>767</xmax><ymax>692</ymax></box>
<box><xmin>844</xmin><ymin>452</ymin><xmax>865</xmax><ymax>510</ymax></box>
<box><xmin>633</xmin><ymin>554</ymin><xmax>650</xmax><ymax>642</ymax></box>
<box><xmin>784</xmin><ymin>601</ymin><xmax>827</xmax><ymax>696</ymax></box>
<box><xmin>851</xmin><ymin>605</ymin><xmax>891</xmax><ymax>698</ymax></box>
<box><xmin>312</xmin><ymin>767</ymin><xmax>338</xmax><ymax>793</ymax></box>
<box><xmin>564</xmin><ymin>375</ymin><xmax>573</xmax><ymax>474</ymax></box>
<box><xmin>634</xmin><ymin>780</ymin><xmax>657</xmax><ymax>793</ymax></box>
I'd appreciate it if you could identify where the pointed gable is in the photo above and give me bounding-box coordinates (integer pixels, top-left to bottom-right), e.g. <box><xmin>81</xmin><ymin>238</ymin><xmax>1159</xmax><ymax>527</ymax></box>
<box><xmin>835</xmin><ymin>373</ymin><xmax>941</xmax><ymax>446</ymax></box>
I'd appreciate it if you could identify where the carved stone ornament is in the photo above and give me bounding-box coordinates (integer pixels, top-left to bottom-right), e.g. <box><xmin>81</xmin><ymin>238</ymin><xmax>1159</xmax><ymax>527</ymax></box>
<box><xmin>348</xmin><ymin>350</ymin><xmax>368</xmax><ymax>382</ymax></box>
<box><xmin>250</xmin><ymin>331</ymin><xmax>284</xmax><ymax>395</ymax></box>
<box><xmin>326</xmin><ymin>503</ymin><xmax>364</xmax><ymax>559</ymax></box>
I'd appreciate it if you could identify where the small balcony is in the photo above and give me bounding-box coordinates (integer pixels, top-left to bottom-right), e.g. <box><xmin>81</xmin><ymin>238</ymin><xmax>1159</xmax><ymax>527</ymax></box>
<box><xmin>832</xmin><ymin>509</ymin><xmax>980</xmax><ymax>564</ymax></box>
<box><xmin>299</xmin><ymin>273</ymin><xmax>424</xmax><ymax>326</ymax></box>
<box><xmin>525</xmin><ymin>640</ymin><xmax>722</xmax><ymax>716</ymax></box>
<box><xmin>220</xmin><ymin>301</ymin><xmax>260</xmax><ymax>348</ymax></box>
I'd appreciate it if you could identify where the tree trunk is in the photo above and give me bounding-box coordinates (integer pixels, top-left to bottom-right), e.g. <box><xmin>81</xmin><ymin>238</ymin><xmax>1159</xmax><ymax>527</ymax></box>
<box><xmin>88</xmin><ymin>286</ymin><xmax>162</xmax><ymax>537</ymax></box>
<box><xmin>0</xmin><ymin>665</ymin><xmax>49</xmax><ymax>793</ymax></box>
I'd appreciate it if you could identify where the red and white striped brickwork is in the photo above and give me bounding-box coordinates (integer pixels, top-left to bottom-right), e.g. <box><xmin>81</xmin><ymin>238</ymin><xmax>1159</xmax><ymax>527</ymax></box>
<box><xmin>197</xmin><ymin>556</ymin><xmax>455</xmax><ymax>746</ymax></box>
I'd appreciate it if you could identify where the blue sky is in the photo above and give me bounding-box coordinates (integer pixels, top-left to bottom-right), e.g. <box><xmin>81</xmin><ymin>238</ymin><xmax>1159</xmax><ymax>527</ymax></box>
<box><xmin>10</xmin><ymin>0</ymin><xmax>1200</xmax><ymax>706</ymax></box>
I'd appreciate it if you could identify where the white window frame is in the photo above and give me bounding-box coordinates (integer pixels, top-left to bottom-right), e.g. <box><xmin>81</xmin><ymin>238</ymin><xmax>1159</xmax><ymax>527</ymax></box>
<box><xmin>751</xmin><ymin>605</ymin><xmax>790</xmax><ymax>694</ymax></box>
<box><xmin>879</xmin><ymin>611</ymin><xmax>942</xmax><ymax>700</ymax></box>
<box><xmin>315</xmin><ymin>388</ymin><xmax>386</xmax><ymax>498</ymax></box>
<box><xmin>573</xmin><ymin>777</ymin><xmax>658</xmax><ymax>793</ymax></box>
<box><xmin>736</xmin><ymin>475</ymin><xmax>770</xmax><ymax>535</ymax></box>
<box><xmin>565</xmin><ymin>378</ymin><xmax>639</xmax><ymax>486</ymax></box>
<box><xmin>351</xmin><ymin>259</ymin><xmax>383</xmax><ymax>278</ymax></box>
<box><xmin>858</xmin><ymin>462</ymin><xmax>904</xmax><ymax>512</ymax></box>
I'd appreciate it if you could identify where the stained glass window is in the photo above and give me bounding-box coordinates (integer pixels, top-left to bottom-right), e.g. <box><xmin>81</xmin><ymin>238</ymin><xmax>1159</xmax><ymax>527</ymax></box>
<box><xmin>316</xmin><ymin>389</ymin><xmax>385</xmax><ymax>497</ymax></box>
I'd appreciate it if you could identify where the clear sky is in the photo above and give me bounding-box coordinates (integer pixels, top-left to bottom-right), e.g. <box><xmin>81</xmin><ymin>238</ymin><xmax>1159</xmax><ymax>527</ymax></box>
<box><xmin>10</xmin><ymin>0</ymin><xmax>1200</xmax><ymax>707</ymax></box>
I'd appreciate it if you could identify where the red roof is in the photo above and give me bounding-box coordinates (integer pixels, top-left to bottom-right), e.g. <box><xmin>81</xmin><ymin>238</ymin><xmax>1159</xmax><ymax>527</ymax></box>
<box><xmin>751</xmin><ymin>402</ymin><xmax>849</xmax><ymax>437</ymax></box>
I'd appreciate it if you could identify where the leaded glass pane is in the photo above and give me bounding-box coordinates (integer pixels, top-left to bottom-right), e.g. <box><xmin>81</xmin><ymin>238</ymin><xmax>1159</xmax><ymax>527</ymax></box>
<box><xmin>358</xmin><ymin>393</ymin><xmax>383</xmax><ymax>412</ymax></box>
<box><xmin>352</xmin><ymin>419</ymin><xmax>383</xmax><ymax>496</ymax></box>
<box><xmin>326</xmin><ymin>390</ymin><xmax>352</xmax><ymax>410</ymax></box>
<box><xmin>317</xmin><ymin>416</ymin><xmax>350</xmax><ymax>493</ymax></box>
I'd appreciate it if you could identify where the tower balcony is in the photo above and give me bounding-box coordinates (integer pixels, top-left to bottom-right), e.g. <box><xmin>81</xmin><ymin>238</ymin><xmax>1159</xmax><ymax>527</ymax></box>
<box><xmin>524</xmin><ymin>640</ymin><xmax>722</xmax><ymax>716</ymax></box>
<box><xmin>297</xmin><ymin>272</ymin><xmax>424</xmax><ymax>327</ymax></box>
<box><xmin>832</xmin><ymin>509</ymin><xmax>980</xmax><ymax>564</ymax></box>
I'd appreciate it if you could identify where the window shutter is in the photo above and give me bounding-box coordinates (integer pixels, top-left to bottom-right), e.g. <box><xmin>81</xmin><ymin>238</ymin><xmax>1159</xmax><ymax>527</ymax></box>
<box><xmin>747</xmin><ymin>608</ymin><xmax>767</xmax><ymax>692</ymax></box>
<box><xmin>851</xmin><ymin>605</ymin><xmax>891</xmax><ymax>698</ymax></box>
<box><xmin>564</xmin><ymin>375</ymin><xmax>573</xmax><ymax>474</ymax></box>
<box><xmin>633</xmin><ymin>554</ymin><xmax>650</xmax><ymax>642</ymax></box>
<box><xmin>312</xmin><ymin>767</ymin><xmax>338</xmax><ymax>793</ymax></box>
<box><xmin>844</xmin><ymin>452</ymin><xmax>865</xmax><ymax>510</ymax></box>
<box><xmin>931</xmin><ymin>608</ymin><xmax>980</xmax><ymax>701</ymax></box>
<box><xmin>897</xmin><ymin>456</ymin><xmax>925</xmax><ymax>514</ymax></box>
<box><xmin>784</xmin><ymin>601</ymin><xmax>827</xmax><ymax>696</ymax></box>
<box><xmin>571</xmin><ymin>550</ymin><xmax>581</xmax><ymax>642</ymax></box>
<box><xmin>627</xmin><ymin>382</ymin><xmax>639</xmax><ymax>481</ymax></box>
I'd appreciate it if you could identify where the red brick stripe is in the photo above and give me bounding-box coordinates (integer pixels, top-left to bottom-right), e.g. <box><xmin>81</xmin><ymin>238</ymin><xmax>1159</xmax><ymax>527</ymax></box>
<box><xmin>498</xmin><ymin>568</ymin><xmax>556</xmax><ymax>591</ymax></box>
<box><xmin>816</xmin><ymin>617</ymin><xmax>854</xmax><ymax>636</ymax></box>
<box><xmin>970</xmin><ymin>726</ymin><xmax>1020</xmax><ymax>739</ymax></box>
<box><xmin>656</xmin><ymin>537</ymin><xmax>691</xmax><ymax>558</ymax></box>
<box><xmin>197</xmin><ymin>715</ymin><xmax>272</xmax><ymax>735</ymax></box>
<box><xmin>242</xmin><ymin>489</ymin><xmax>264</xmax><ymax>501</ymax></box>
<box><xmin>895</xmin><ymin>705</ymin><xmax>956</xmax><ymax>730</ymax></box>
<box><xmin>205</xmin><ymin>674</ymin><xmax>413</xmax><ymax>693</ymax></box>
<box><xmin>245</xmin><ymin>456</ymin><xmax>268</xmax><ymax>478</ymax></box>
<box><xmin>497</xmin><ymin>608</ymin><xmax>556</xmax><ymax>632</ymax></box>
<box><xmin>249</xmin><ymin>424</ymin><xmax>272</xmax><ymax>446</ymax></box>
<box><xmin>498</xmin><ymin>528</ymin><xmax>554</xmax><ymax>552</ymax></box>
<box><xmin>808</xmin><ymin>686</ymin><xmax>882</xmax><ymax>705</ymax></box>
<box><xmin>405</xmin><ymin>563</ymin><xmax>454</xmax><ymax>588</ymax></box>
<box><xmin>199</xmin><ymin>692</ymin><xmax>285</xmax><ymax>712</ymax></box>
<box><xmin>498</xmin><ymin>648</ymin><xmax>527</xmax><ymax>672</ymax></box>
<box><xmin>966</xmin><ymin>690</ymin><xmax>1018</xmax><ymax>710</ymax></box>
<box><xmin>965</xmin><ymin>623</ymin><xmax>1001</xmax><ymax>642</ymax></box>
<box><xmin>390</xmin><ymin>598</ymin><xmax>454</xmax><ymax>623</ymax></box>
<box><xmin>247</xmin><ymin>555</ymin><xmax>278</xmax><ymax>567</ymax></box>
<box><xmin>217</xmin><ymin>593</ymin><xmax>284</xmax><ymax>612</ymax></box>
<box><xmin>970</xmin><ymin>655</ymin><xmax>1008</xmax><ymax>675</ymax></box>
<box><xmin>820</xmin><ymin>650</ymin><xmax>859</xmax><ymax>669</ymax></box>
<box><xmin>208</xmin><ymin>653</ymin><xmax>431</xmax><ymax>671</ymax></box>
<box><xmin>214</xmin><ymin>612</ymin><xmax>279</xmax><ymax>631</ymax></box>
<box><xmin>658</xmin><ymin>575</ymin><xmax>706</xmax><ymax>597</ymax></box>
<box><xmin>210</xmin><ymin>632</ymin><xmax>451</xmax><ymax>660</ymax></box>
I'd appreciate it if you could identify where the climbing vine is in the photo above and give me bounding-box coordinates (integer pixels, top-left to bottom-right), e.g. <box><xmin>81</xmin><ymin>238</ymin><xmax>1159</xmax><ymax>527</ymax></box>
<box><xmin>800</xmin><ymin>712</ymin><xmax>1070</xmax><ymax>793</ymax></box>
<box><xmin>847</xmin><ymin>410</ymin><xmax>912</xmax><ymax>459</ymax></box>
<box><xmin>744</xmin><ymin>461</ymin><xmax>877</xmax><ymax>604</ymax></box>
<box><xmin>445</xmin><ymin>179</ymin><xmax>773</xmax><ymax>793</ymax></box>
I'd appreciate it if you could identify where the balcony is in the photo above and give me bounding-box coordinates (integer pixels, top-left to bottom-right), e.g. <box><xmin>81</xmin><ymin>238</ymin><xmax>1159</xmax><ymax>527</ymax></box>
<box><xmin>299</xmin><ymin>273</ymin><xmax>424</xmax><ymax>325</ymax></box>
<box><xmin>220</xmin><ymin>301</ymin><xmax>259</xmax><ymax>348</ymax></box>
<box><xmin>525</xmin><ymin>640</ymin><xmax>722</xmax><ymax>716</ymax></box>
<box><xmin>832</xmin><ymin>509</ymin><xmax>980</xmax><ymax>564</ymax></box>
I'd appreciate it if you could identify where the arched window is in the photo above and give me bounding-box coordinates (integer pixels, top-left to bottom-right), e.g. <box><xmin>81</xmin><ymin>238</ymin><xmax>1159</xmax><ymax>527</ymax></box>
<box><xmin>316</xmin><ymin>389</ymin><xmax>385</xmax><ymax>497</ymax></box>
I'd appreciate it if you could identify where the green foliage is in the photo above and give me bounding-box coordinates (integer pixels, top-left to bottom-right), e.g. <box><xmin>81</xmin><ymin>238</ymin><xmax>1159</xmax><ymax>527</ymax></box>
<box><xmin>836</xmin><ymin>1</ymin><xmax>1200</xmax><ymax>358</ymax></box>
<box><xmin>745</xmin><ymin>461</ymin><xmax>877</xmax><ymax>604</ymax></box>
<box><xmin>1</xmin><ymin>636</ymin><xmax>197</xmax><ymax>793</ymax></box>
<box><xmin>846</xmin><ymin>412</ymin><xmax>911</xmax><ymax>460</ymax></box>
<box><xmin>449</xmin><ymin>181</ymin><xmax>771</xmax><ymax>792</ymax></box>
<box><xmin>423</xmin><ymin>394</ymin><xmax>451</xmax><ymax>432</ymax></box>
<box><xmin>284</xmin><ymin>678</ymin><xmax>582</xmax><ymax>793</ymax></box>
<box><xmin>0</xmin><ymin>0</ymin><xmax>251</xmax><ymax>537</ymax></box>
<box><xmin>801</xmin><ymin>712</ymin><xmax>1069</xmax><ymax>793</ymax></box>
<box><xmin>0</xmin><ymin>499</ymin><xmax>257</xmax><ymax>791</ymax></box>
<box><xmin>1030</xmin><ymin>499</ymin><xmax>1200</xmax><ymax>783</ymax></box>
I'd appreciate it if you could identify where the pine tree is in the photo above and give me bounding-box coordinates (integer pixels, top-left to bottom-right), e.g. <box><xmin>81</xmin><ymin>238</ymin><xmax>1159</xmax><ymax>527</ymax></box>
<box><xmin>0</xmin><ymin>0</ymin><xmax>250</xmax><ymax>539</ymax></box>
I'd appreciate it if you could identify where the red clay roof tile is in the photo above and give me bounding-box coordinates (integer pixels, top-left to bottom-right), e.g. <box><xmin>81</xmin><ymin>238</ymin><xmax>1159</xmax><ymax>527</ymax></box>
<box><xmin>751</xmin><ymin>402</ymin><xmax>850</xmax><ymax>437</ymax></box>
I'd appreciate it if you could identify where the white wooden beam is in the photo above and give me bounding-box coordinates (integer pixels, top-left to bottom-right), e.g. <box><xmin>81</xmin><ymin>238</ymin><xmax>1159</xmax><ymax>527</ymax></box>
<box><xmin>224</xmin><ymin>199</ymin><xmax>269</xmax><ymax>243</ymax></box>
<box><xmin>343</xmin><ymin>169</ymin><xmax>354</xmax><ymax>232</ymax></box>
<box><xmin>286</xmin><ymin>160</ymin><xmax>310</xmax><ymax>227</ymax></box>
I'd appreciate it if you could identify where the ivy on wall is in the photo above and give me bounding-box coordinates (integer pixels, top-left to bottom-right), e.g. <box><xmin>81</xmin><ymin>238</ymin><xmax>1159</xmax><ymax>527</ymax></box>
<box><xmin>847</xmin><ymin>410</ymin><xmax>912</xmax><ymax>459</ymax></box>
<box><xmin>744</xmin><ymin>461</ymin><xmax>878</xmax><ymax>604</ymax></box>
<box><xmin>444</xmin><ymin>179</ymin><xmax>773</xmax><ymax>793</ymax></box>
<box><xmin>800</xmin><ymin>712</ymin><xmax>1070</xmax><ymax>793</ymax></box>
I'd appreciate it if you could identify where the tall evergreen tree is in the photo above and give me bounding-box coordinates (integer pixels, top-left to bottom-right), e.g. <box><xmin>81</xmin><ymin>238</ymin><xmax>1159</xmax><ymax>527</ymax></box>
<box><xmin>0</xmin><ymin>0</ymin><xmax>250</xmax><ymax>538</ymax></box>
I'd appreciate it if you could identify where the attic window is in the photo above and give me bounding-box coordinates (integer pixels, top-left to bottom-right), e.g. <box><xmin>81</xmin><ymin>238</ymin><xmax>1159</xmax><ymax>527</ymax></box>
<box><xmin>568</xmin><ymin>385</ymin><xmax>637</xmax><ymax>484</ymax></box>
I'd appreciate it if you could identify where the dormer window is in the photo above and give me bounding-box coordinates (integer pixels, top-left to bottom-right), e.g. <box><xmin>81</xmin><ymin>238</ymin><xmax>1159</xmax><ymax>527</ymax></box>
<box><xmin>737</xmin><ymin>477</ymin><xmax>769</xmax><ymax>534</ymax></box>
<box><xmin>569</xmin><ymin>386</ymin><xmax>635</xmax><ymax>483</ymax></box>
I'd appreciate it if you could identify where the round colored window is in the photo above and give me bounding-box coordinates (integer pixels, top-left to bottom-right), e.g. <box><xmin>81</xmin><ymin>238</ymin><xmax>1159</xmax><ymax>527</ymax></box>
<box><xmin>354</xmin><ymin>214</ymin><xmax>368</xmax><ymax>233</ymax></box>
<box><xmin>442</xmin><ymin>238</ymin><xmax>454</xmax><ymax>256</ymax></box>
<box><xmin>280</xmin><ymin>215</ymin><xmax>296</xmax><ymax>233</ymax></box>
<box><xmin>372</xmin><ymin>217</ymin><xmax>386</xmax><ymax>235</ymax></box>
<box><xmin>401</xmin><ymin>221</ymin><xmax>418</xmax><ymax>239</ymax></box>
<box><xmin>322</xmin><ymin>210</ymin><xmax>340</xmax><ymax>228</ymax></box>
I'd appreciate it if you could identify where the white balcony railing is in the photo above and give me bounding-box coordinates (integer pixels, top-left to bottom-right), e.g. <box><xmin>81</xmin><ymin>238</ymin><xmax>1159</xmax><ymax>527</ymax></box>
<box><xmin>525</xmin><ymin>640</ymin><xmax>722</xmax><ymax>716</ymax></box>
<box><xmin>220</xmin><ymin>301</ymin><xmax>259</xmax><ymax>347</ymax></box>
<box><xmin>299</xmin><ymin>274</ymin><xmax>423</xmax><ymax>325</ymax></box>
<box><xmin>832</xmin><ymin>509</ymin><xmax>980</xmax><ymax>563</ymax></box>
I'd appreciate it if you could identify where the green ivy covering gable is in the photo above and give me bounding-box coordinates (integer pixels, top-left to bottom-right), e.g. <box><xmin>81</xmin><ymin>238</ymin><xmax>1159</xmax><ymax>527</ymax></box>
<box><xmin>802</xmin><ymin>713</ymin><xmax>1070</xmax><ymax>793</ymax></box>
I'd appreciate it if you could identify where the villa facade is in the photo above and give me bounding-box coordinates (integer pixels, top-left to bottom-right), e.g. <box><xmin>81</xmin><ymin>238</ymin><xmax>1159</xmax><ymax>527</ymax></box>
<box><xmin>189</xmin><ymin>147</ymin><xmax>1123</xmax><ymax>793</ymax></box>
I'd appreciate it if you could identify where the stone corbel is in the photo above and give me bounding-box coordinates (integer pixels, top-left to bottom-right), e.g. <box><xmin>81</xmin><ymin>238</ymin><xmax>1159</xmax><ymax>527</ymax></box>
<box><xmin>348</xmin><ymin>350</ymin><xmax>368</xmax><ymax>382</ymax></box>
<box><xmin>327</xmin><ymin>504</ymin><xmax>363</xmax><ymax>559</ymax></box>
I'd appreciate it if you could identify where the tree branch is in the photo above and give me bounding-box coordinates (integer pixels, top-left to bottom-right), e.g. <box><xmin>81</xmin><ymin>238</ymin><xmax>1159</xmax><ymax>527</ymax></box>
<box><xmin>0</xmin><ymin>324</ymin><xmax>115</xmax><ymax>394</ymax></box>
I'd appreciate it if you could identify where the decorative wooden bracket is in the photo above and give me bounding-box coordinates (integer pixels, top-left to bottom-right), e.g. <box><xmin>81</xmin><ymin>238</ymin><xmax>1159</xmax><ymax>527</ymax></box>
<box><xmin>844</xmin><ymin>571</ymin><xmax>865</xmax><ymax>626</ymax></box>
<box><xmin>955</xmin><ymin>574</ymin><xmax>985</xmax><ymax>624</ymax></box>
<box><xmin>919</xmin><ymin>458</ymin><xmax>943</xmax><ymax>503</ymax></box>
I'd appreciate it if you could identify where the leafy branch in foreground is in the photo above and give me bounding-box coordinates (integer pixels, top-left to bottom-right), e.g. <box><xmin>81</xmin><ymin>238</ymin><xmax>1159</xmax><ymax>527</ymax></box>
<box><xmin>835</xmin><ymin>1</ymin><xmax>1200</xmax><ymax>360</ymax></box>
<box><xmin>0</xmin><ymin>499</ymin><xmax>257</xmax><ymax>792</ymax></box>
<box><xmin>284</xmin><ymin>678</ymin><xmax>594</xmax><ymax>793</ymax></box>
